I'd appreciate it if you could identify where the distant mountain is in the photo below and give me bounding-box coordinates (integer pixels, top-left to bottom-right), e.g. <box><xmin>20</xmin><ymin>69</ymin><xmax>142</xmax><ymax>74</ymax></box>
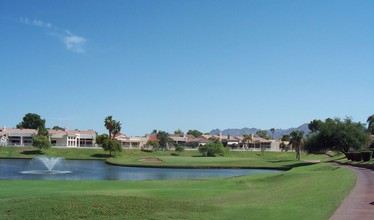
<box><xmin>209</xmin><ymin>123</ymin><xmax>310</xmax><ymax>139</ymax></box>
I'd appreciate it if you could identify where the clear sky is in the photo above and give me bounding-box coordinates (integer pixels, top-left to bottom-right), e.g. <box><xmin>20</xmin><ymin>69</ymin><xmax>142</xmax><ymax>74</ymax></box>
<box><xmin>1</xmin><ymin>0</ymin><xmax>373</xmax><ymax>135</ymax></box>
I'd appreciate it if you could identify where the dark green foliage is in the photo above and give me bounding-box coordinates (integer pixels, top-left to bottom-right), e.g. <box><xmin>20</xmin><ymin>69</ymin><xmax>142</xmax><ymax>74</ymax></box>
<box><xmin>32</xmin><ymin>136</ymin><xmax>51</xmax><ymax>152</ymax></box>
<box><xmin>104</xmin><ymin>116</ymin><xmax>122</xmax><ymax>139</ymax></box>
<box><xmin>199</xmin><ymin>142</ymin><xmax>227</xmax><ymax>157</ymax></box>
<box><xmin>367</xmin><ymin>115</ymin><xmax>374</xmax><ymax>134</ymax></box>
<box><xmin>281</xmin><ymin>134</ymin><xmax>290</xmax><ymax>142</ymax></box>
<box><xmin>256</xmin><ymin>130</ymin><xmax>270</xmax><ymax>140</ymax></box>
<box><xmin>52</xmin><ymin>126</ymin><xmax>64</xmax><ymax>130</ymax></box>
<box><xmin>187</xmin><ymin>130</ymin><xmax>203</xmax><ymax>138</ymax></box>
<box><xmin>96</xmin><ymin>134</ymin><xmax>109</xmax><ymax>145</ymax></box>
<box><xmin>308</xmin><ymin>119</ymin><xmax>323</xmax><ymax>133</ymax></box>
<box><xmin>16</xmin><ymin>113</ymin><xmax>46</xmax><ymax>129</ymax></box>
<box><xmin>305</xmin><ymin>117</ymin><xmax>370</xmax><ymax>154</ymax></box>
<box><xmin>102</xmin><ymin>139</ymin><xmax>122</xmax><ymax>156</ymax></box>
<box><xmin>361</xmin><ymin>151</ymin><xmax>372</xmax><ymax>162</ymax></box>
<box><xmin>156</xmin><ymin>131</ymin><xmax>172</xmax><ymax>150</ymax></box>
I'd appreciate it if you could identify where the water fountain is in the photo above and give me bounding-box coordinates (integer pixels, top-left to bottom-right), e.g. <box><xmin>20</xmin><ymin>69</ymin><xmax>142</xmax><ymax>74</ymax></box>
<box><xmin>20</xmin><ymin>156</ymin><xmax>72</xmax><ymax>174</ymax></box>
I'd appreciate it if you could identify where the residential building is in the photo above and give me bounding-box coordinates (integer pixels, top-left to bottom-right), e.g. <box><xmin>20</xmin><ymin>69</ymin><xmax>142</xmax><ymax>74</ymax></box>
<box><xmin>115</xmin><ymin>134</ymin><xmax>149</xmax><ymax>149</ymax></box>
<box><xmin>0</xmin><ymin>128</ymin><xmax>37</xmax><ymax>146</ymax></box>
<box><xmin>49</xmin><ymin>129</ymin><xmax>96</xmax><ymax>147</ymax></box>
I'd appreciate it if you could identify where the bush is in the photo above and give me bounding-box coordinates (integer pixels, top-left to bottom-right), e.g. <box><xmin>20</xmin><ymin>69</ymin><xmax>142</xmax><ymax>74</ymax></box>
<box><xmin>32</xmin><ymin>136</ymin><xmax>51</xmax><ymax>152</ymax></box>
<box><xmin>199</xmin><ymin>142</ymin><xmax>227</xmax><ymax>157</ymax></box>
<box><xmin>175</xmin><ymin>146</ymin><xmax>184</xmax><ymax>155</ymax></box>
<box><xmin>361</xmin><ymin>151</ymin><xmax>372</xmax><ymax>162</ymax></box>
<box><xmin>351</xmin><ymin>152</ymin><xmax>362</xmax><ymax>161</ymax></box>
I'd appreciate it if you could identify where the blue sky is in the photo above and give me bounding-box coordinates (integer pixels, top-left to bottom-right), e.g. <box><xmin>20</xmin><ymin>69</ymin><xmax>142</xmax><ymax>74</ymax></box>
<box><xmin>1</xmin><ymin>0</ymin><xmax>373</xmax><ymax>135</ymax></box>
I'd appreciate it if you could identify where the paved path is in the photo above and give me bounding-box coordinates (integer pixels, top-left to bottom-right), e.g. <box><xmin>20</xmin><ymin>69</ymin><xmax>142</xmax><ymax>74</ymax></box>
<box><xmin>330</xmin><ymin>164</ymin><xmax>374</xmax><ymax>220</ymax></box>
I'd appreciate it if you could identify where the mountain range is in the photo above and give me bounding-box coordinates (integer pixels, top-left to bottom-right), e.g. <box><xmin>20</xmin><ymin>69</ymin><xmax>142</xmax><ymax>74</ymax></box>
<box><xmin>209</xmin><ymin>123</ymin><xmax>310</xmax><ymax>139</ymax></box>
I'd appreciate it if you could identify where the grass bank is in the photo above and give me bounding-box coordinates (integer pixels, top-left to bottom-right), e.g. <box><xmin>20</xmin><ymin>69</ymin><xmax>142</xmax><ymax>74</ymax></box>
<box><xmin>0</xmin><ymin>163</ymin><xmax>355</xmax><ymax>219</ymax></box>
<box><xmin>108</xmin><ymin>150</ymin><xmax>326</xmax><ymax>169</ymax></box>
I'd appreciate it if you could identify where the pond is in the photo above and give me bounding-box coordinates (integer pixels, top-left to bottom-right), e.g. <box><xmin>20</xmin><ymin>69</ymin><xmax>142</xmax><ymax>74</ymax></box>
<box><xmin>0</xmin><ymin>159</ymin><xmax>281</xmax><ymax>180</ymax></box>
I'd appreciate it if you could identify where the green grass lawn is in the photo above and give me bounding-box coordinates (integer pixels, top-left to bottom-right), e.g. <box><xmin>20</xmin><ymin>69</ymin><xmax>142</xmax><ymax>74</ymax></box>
<box><xmin>0</xmin><ymin>163</ymin><xmax>355</xmax><ymax>219</ymax></box>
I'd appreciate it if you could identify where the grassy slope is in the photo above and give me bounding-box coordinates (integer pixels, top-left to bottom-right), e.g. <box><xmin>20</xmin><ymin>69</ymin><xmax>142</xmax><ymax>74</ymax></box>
<box><xmin>0</xmin><ymin>163</ymin><xmax>355</xmax><ymax>219</ymax></box>
<box><xmin>108</xmin><ymin>150</ymin><xmax>326</xmax><ymax>169</ymax></box>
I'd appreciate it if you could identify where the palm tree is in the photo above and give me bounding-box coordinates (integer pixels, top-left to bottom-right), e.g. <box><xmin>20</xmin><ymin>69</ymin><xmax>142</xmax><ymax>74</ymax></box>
<box><xmin>270</xmin><ymin>128</ymin><xmax>275</xmax><ymax>139</ymax></box>
<box><xmin>290</xmin><ymin>130</ymin><xmax>304</xmax><ymax>161</ymax></box>
<box><xmin>242</xmin><ymin>134</ymin><xmax>253</xmax><ymax>151</ymax></box>
<box><xmin>112</xmin><ymin>121</ymin><xmax>122</xmax><ymax>139</ymax></box>
<box><xmin>367</xmin><ymin>115</ymin><xmax>374</xmax><ymax>134</ymax></box>
<box><xmin>104</xmin><ymin>116</ymin><xmax>114</xmax><ymax>139</ymax></box>
<box><xmin>156</xmin><ymin>130</ymin><xmax>173</xmax><ymax>150</ymax></box>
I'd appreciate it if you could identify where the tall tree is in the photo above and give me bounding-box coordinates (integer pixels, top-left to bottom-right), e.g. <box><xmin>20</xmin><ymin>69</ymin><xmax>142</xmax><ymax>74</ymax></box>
<box><xmin>104</xmin><ymin>116</ymin><xmax>121</xmax><ymax>139</ymax></box>
<box><xmin>270</xmin><ymin>128</ymin><xmax>275</xmax><ymax>139</ymax></box>
<box><xmin>112</xmin><ymin>121</ymin><xmax>122</xmax><ymax>138</ymax></box>
<box><xmin>367</xmin><ymin>114</ymin><xmax>374</xmax><ymax>134</ymax></box>
<box><xmin>104</xmin><ymin>116</ymin><xmax>114</xmax><ymax>139</ymax></box>
<box><xmin>290</xmin><ymin>130</ymin><xmax>304</xmax><ymax>161</ymax></box>
<box><xmin>17</xmin><ymin>113</ymin><xmax>46</xmax><ymax>130</ymax></box>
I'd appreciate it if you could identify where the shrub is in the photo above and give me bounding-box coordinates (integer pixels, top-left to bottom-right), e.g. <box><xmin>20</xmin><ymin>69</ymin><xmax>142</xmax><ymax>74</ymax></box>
<box><xmin>351</xmin><ymin>152</ymin><xmax>362</xmax><ymax>161</ymax></box>
<box><xmin>32</xmin><ymin>136</ymin><xmax>51</xmax><ymax>152</ymax></box>
<box><xmin>175</xmin><ymin>146</ymin><xmax>184</xmax><ymax>155</ymax></box>
<box><xmin>199</xmin><ymin>142</ymin><xmax>227</xmax><ymax>157</ymax></box>
<box><xmin>361</xmin><ymin>151</ymin><xmax>372</xmax><ymax>162</ymax></box>
<box><xmin>102</xmin><ymin>139</ymin><xmax>122</xmax><ymax>156</ymax></box>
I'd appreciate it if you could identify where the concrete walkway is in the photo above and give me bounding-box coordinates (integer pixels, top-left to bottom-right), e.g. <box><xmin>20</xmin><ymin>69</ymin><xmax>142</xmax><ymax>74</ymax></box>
<box><xmin>330</xmin><ymin>164</ymin><xmax>374</xmax><ymax>220</ymax></box>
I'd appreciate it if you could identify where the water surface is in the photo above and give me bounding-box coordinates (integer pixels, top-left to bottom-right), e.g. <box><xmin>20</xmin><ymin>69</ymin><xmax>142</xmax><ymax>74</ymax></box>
<box><xmin>0</xmin><ymin>159</ymin><xmax>281</xmax><ymax>180</ymax></box>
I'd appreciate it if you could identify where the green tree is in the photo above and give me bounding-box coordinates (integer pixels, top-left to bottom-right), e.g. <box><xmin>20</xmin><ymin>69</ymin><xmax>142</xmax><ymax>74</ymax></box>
<box><xmin>17</xmin><ymin>113</ymin><xmax>46</xmax><ymax>129</ymax></box>
<box><xmin>52</xmin><ymin>126</ymin><xmax>64</xmax><ymax>130</ymax></box>
<box><xmin>256</xmin><ymin>130</ymin><xmax>270</xmax><ymax>140</ymax></box>
<box><xmin>174</xmin><ymin>129</ymin><xmax>184</xmax><ymax>135</ymax></box>
<box><xmin>102</xmin><ymin>139</ymin><xmax>122</xmax><ymax>156</ymax></box>
<box><xmin>32</xmin><ymin>136</ymin><xmax>51</xmax><ymax>152</ymax></box>
<box><xmin>305</xmin><ymin>117</ymin><xmax>370</xmax><ymax>156</ymax></box>
<box><xmin>367</xmin><ymin>114</ymin><xmax>374</xmax><ymax>134</ymax></box>
<box><xmin>187</xmin><ymin>130</ymin><xmax>203</xmax><ymax>138</ymax></box>
<box><xmin>290</xmin><ymin>130</ymin><xmax>304</xmax><ymax>161</ymax></box>
<box><xmin>199</xmin><ymin>142</ymin><xmax>227</xmax><ymax>157</ymax></box>
<box><xmin>156</xmin><ymin>130</ymin><xmax>173</xmax><ymax>150</ymax></box>
<box><xmin>281</xmin><ymin>134</ymin><xmax>290</xmax><ymax>142</ymax></box>
<box><xmin>308</xmin><ymin>119</ymin><xmax>323</xmax><ymax>133</ymax></box>
<box><xmin>96</xmin><ymin>134</ymin><xmax>109</xmax><ymax>145</ymax></box>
